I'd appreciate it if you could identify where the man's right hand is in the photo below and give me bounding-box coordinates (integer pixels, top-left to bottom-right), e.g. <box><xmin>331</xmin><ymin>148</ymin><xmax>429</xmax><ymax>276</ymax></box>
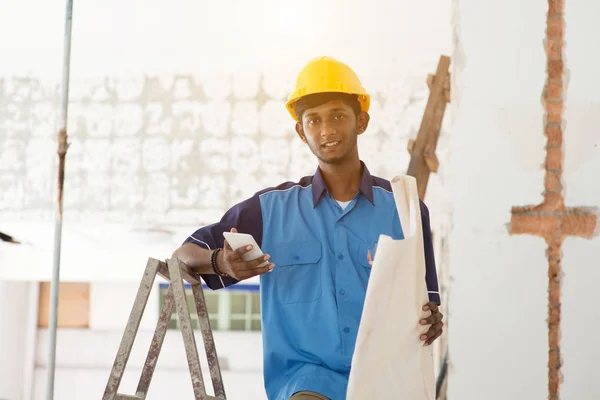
<box><xmin>218</xmin><ymin>228</ymin><xmax>274</xmax><ymax>280</ymax></box>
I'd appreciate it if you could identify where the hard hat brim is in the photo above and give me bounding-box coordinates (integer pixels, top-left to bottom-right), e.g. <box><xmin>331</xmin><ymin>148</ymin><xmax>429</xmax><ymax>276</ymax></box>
<box><xmin>286</xmin><ymin>92</ymin><xmax>370</xmax><ymax>122</ymax></box>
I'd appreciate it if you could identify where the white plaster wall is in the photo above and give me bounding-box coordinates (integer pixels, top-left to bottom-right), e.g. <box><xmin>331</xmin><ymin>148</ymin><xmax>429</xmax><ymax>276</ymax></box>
<box><xmin>448</xmin><ymin>0</ymin><xmax>549</xmax><ymax>398</ymax></box>
<box><xmin>448</xmin><ymin>0</ymin><xmax>600</xmax><ymax>399</ymax></box>
<box><xmin>0</xmin><ymin>0</ymin><xmax>452</xmax><ymax>282</ymax></box>
<box><xmin>559</xmin><ymin>2</ymin><xmax>600</xmax><ymax>399</ymax></box>
<box><xmin>0</xmin><ymin>0</ymin><xmax>451</xmax><ymax>78</ymax></box>
<box><xmin>90</xmin><ymin>281</ymin><xmax>161</xmax><ymax>331</ymax></box>
<box><xmin>561</xmin><ymin>238</ymin><xmax>600</xmax><ymax>400</ymax></box>
<box><xmin>0</xmin><ymin>223</ymin><xmax>192</xmax><ymax>282</ymax></box>
<box><xmin>1</xmin><ymin>1</ymin><xmax>453</xmax><ymax>399</ymax></box>
<box><xmin>33</xmin><ymin>329</ymin><xmax>266</xmax><ymax>399</ymax></box>
<box><xmin>563</xmin><ymin>1</ymin><xmax>600</xmax><ymax>207</ymax></box>
<box><xmin>0</xmin><ymin>282</ymin><xmax>32</xmax><ymax>400</ymax></box>
<box><xmin>0</xmin><ymin>223</ymin><xmax>263</xmax><ymax>284</ymax></box>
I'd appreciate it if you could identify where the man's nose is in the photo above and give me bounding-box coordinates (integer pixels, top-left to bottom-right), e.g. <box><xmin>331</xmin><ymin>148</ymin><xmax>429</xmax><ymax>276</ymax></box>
<box><xmin>320</xmin><ymin>121</ymin><xmax>337</xmax><ymax>137</ymax></box>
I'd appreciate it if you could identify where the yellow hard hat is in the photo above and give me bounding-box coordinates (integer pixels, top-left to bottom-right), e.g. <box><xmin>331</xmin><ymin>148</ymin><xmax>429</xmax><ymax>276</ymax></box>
<box><xmin>286</xmin><ymin>56</ymin><xmax>370</xmax><ymax>121</ymax></box>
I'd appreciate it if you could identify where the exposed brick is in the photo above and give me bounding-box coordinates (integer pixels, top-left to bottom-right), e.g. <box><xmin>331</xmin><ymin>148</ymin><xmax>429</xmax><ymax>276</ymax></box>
<box><xmin>545</xmin><ymin>124</ymin><xmax>563</xmax><ymax>146</ymax></box>
<box><xmin>544</xmin><ymin>171</ymin><xmax>562</xmax><ymax>193</ymax></box>
<box><xmin>543</xmin><ymin>193</ymin><xmax>566</xmax><ymax>211</ymax></box>
<box><xmin>545</xmin><ymin>39</ymin><xmax>563</xmax><ymax>60</ymax></box>
<box><xmin>511</xmin><ymin>205</ymin><xmax>537</xmax><ymax>215</ymax></box>
<box><xmin>548</xmin><ymin>60</ymin><xmax>564</xmax><ymax>80</ymax></box>
<box><xmin>549</xmin><ymin>349</ymin><xmax>561</xmax><ymax>369</ymax></box>
<box><xmin>545</xmin><ymin>101</ymin><xmax>563</xmax><ymax>124</ymax></box>
<box><xmin>561</xmin><ymin>213</ymin><xmax>598</xmax><ymax>238</ymax></box>
<box><xmin>524</xmin><ymin>2</ymin><xmax>569</xmax><ymax>398</ymax></box>
<box><xmin>509</xmin><ymin>214</ymin><xmax>559</xmax><ymax>236</ymax></box>
<box><xmin>549</xmin><ymin>279</ymin><xmax>561</xmax><ymax>304</ymax></box>
<box><xmin>549</xmin><ymin>263</ymin><xmax>561</xmax><ymax>277</ymax></box>
<box><xmin>545</xmin><ymin>147</ymin><xmax>563</xmax><ymax>169</ymax></box>
<box><xmin>549</xmin><ymin>371</ymin><xmax>560</xmax><ymax>396</ymax></box>
<box><xmin>545</xmin><ymin>81</ymin><xmax>562</xmax><ymax>102</ymax></box>
<box><xmin>548</xmin><ymin>0</ymin><xmax>564</xmax><ymax>16</ymax></box>
<box><xmin>548</xmin><ymin>230</ymin><xmax>562</xmax><ymax>400</ymax></box>
<box><xmin>546</xmin><ymin>240</ymin><xmax>562</xmax><ymax>260</ymax></box>
<box><xmin>546</xmin><ymin>17</ymin><xmax>564</xmax><ymax>38</ymax></box>
<box><xmin>548</xmin><ymin>323</ymin><xmax>561</xmax><ymax>349</ymax></box>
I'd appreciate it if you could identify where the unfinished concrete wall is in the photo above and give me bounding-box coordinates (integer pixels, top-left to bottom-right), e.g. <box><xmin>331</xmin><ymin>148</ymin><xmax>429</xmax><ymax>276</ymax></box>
<box><xmin>448</xmin><ymin>0</ymin><xmax>600</xmax><ymax>399</ymax></box>
<box><xmin>0</xmin><ymin>0</ymin><xmax>452</xmax><ymax>228</ymax></box>
<box><xmin>0</xmin><ymin>282</ymin><xmax>31</xmax><ymax>400</ymax></box>
<box><xmin>0</xmin><ymin>1</ymin><xmax>453</xmax><ymax>399</ymax></box>
<box><xmin>0</xmin><ymin>0</ymin><xmax>453</xmax><ymax>283</ymax></box>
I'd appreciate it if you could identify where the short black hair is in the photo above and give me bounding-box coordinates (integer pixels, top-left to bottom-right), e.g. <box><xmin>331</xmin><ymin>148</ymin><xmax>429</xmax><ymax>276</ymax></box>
<box><xmin>294</xmin><ymin>92</ymin><xmax>361</xmax><ymax>121</ymax></box>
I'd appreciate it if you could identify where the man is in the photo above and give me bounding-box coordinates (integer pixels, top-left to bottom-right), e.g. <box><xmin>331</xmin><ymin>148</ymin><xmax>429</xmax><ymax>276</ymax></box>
<box><xmin>172</xmin><ymin>56</ymin><xmax>443</xmax><ymax>400</ymax></box>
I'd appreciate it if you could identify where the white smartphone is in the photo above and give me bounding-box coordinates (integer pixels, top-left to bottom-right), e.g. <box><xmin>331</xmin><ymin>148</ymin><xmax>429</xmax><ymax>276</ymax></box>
<box><xmin>222</xmin><ymin>232</ymin><xmax>269</xmax><ymax>267</ymax></box>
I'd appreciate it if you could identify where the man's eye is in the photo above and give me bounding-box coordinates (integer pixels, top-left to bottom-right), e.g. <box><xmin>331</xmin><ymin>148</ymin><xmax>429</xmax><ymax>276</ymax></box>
<box><xmin>308</xmin><ymin>119</ymin><xmax>319</xmax><ymax>125</ymax></box>
<box><xmin>333</xmin><ymin>114</ymin><xmax>344</xmax><ymax>120</ymax></box>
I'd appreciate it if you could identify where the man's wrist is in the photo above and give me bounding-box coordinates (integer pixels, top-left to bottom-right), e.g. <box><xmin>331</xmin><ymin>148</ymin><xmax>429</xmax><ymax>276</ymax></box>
<box><xmin>211</xmin><ymin>248</ymin><xmax>228</xmax><ymax>277</ymax></box>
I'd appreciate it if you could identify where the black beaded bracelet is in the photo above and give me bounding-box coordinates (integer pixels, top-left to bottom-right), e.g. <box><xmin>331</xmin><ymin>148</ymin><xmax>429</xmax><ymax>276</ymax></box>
<box><xmin>211</xmin><ymin>248</ymin><xmax>228</xmax><ymax>277</ymax></box>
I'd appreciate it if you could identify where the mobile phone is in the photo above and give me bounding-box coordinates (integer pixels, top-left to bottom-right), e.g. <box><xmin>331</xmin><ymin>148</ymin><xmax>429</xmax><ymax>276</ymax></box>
<box><xmin>222</xmin><ymin>231</ymin><xmax>268</xmax><ymax>267</ymax></box>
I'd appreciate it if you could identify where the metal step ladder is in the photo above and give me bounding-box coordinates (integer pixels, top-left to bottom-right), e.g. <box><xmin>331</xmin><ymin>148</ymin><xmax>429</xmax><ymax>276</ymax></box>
<box><xmin>102</xmin><ymin>257</ymin><xmax>226</xmax><ymax>400</ymax></box>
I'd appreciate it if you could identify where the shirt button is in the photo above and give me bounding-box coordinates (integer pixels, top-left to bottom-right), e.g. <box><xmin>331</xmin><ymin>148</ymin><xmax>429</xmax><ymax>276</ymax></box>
<box><xmin>339</xmin><ymin>289</ymin><xmax>345</xmax><ymax>295</ymax></box>
<box><xmin>337</xmin><ymin>254</ymin><xmax>344</xmax><ymax>260</ymax></box>
<box><xmin>343</xmin><ymin>327</ymin><xmax>350</xmax><ymax>333</ymax></box>
<box><xmin>292</xmin><ymin>255</ymin><xmax>299</xmax><ymax>261</ymax></box>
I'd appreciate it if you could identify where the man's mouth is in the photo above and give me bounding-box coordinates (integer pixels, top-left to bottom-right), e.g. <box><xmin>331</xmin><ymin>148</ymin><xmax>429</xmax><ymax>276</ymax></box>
<box><xmin>322</xmin><ymin>141</ymin><xmax>341</xmax><ymax>148</ymax></box>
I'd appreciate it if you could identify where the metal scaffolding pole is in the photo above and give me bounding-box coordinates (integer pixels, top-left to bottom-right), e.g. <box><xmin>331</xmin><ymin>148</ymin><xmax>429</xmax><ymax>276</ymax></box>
<box><xmin>46</xmin><ymin>1</ymin><xmax>74</xmax><ymax>399</ymax></box>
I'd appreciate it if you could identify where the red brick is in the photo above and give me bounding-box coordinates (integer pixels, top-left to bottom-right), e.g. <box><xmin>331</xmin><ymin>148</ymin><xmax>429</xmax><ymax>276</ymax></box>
<box><xmin>543</xmin><ymin>193</ymin><xmax>566</xmax><ymax>211</ymax></box>
<box><xmin>549</xmin><ymin>371</ymin><xmax>560</xmax><ymax>396</ymax></box>
<box><xmin>546</xmin><ymin>17</ymin><xmax>564</xmax><ymax>38</ymax></box>
<box><xmin>511</xmin><ymin>205</ymin><xmax>535</xmax><ymax>214</ymax></box>
<box><xmin>549</xmin><ymin>304</ymin><xmax>561</xmax><ymax>322</ymax></box>
<box><xmin>549</xmin><ymin>349</ymin><xmax>561</xmax><ymax>369</ymax></box>
<box><xmin>543</xmin><ymin>6</ymin><xmax>565</xmax><ymax>398</ymax></box>
<box><xmin>545</xmin><ymin>124</ymin><xmax>563</xmax><ymax>146</ymax></box>
<box><xmin>545</xmin><ymin>147</ymin><xmax>563</xmax><ymax>169</ymax></box>
<box><xmin>509</xmin><ymin>214</ymin><xmax>559</xmax><ymax>237</ymax></box>
<box><xmin>561</xmin><ymin>213</ymin><xmax>598</xmax><ymax>238</ymax></box>
<box><xmin>545</xmin><ymin>39</ymin><xmax>563</xmax><ymax>60</ymax></box>
<box><xmin>547</xmin><ymin>231</ymin><xmax>562</xmax><ymax>400</ymax></box>
<box><xmin>544</xmin><ymin>171</ymin><xmax>562</xmax><ymax>193</ymax></box>
<box><xmin>548</xmin><ymin>60</ymin><xmax>564</xmax><ymax>80</ymax></box>
<box><xmin>545</xmin><ymin>81</ymin><xmax>562</xmax><ymax>102</ymax></box>
<box><xmin>548</xmin><ymin>0</ymin><xmax>564</xmax><ymax>16</ymax></box>
<box><xmin>546</xmin><ymin>101</ymin><xmax>563</xmax><ymax>124</ymax></box>
<box><xmin>548</xmin><ymin>279</ymin><xmax>561</xmax><ymax>304</ymax></box>
<box><xmin>546</xmin><ymin>240</ymin><xmax>562</xmax><ymax>259</ymax></box>
<box><xmin>544</xmin><ymin>5</ymin><xmax>565</xmax><ymax>398</ymax></box>
<box><xmin>548</xmin><ymin>324</ymin><xmax>561</xmax><ymax>349</ymax></box>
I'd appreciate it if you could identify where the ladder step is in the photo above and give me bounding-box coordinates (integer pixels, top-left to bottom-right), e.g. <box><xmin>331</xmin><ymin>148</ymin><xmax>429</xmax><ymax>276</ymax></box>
<box><xmin>104</xmin><ymin>258</ymin><xmax>226</xmax><ymax>400</ymax></box>
<box><xmin>115</xmin><ymin>393</ymin><xmax>224</xmax><ymax>400</ymax></box>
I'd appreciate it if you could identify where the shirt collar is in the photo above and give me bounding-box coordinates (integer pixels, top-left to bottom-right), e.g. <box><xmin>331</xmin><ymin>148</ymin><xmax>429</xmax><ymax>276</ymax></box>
<box><xmin>311</xmin><ymin>161</ymin><xmax>375</xmax><ymax>207</ymax></box>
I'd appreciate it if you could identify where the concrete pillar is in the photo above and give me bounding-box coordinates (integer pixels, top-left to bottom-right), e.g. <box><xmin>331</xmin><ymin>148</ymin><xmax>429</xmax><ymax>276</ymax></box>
<box><xmin>0</xmin><ymin>281</ymin><xmax>32</xmax><ymax>400</ymax></box>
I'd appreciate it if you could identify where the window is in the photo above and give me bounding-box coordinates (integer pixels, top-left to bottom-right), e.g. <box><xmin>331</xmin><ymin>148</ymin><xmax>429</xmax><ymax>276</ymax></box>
<box><xmin>158</xmin><ymin>284</ymin><xmax>261</xmax><ymax>332</ymax></box>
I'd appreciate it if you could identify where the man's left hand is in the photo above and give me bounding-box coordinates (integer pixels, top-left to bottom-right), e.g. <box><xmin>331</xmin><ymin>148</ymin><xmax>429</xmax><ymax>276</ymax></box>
<box><xmin>419</xmin><ymin>302</ymin><xmax>444</xmax><ymax>346</ymax></box>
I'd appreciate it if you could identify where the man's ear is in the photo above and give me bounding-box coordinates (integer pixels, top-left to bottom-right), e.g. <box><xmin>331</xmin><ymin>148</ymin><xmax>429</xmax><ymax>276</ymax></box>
<box><xmin>295</xmin><ymin>122</ymin><xmax>307</xmax><ymax>143</ymax></box>
<box><xmin>356</xmin><ymin>111</ymin><xmax>370</xmax><ymax>136</ymax></box>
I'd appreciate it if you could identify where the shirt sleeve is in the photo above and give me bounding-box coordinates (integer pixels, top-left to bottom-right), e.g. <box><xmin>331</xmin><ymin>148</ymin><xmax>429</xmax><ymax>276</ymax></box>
<box><xmin>420</xmin><ymin>200</ymin><xmax>441</xmax><ymax>305</ymax></box>
<box><xmin>183</xmin><ymin>193</ymin><xmax>263</xmax><ymax>290</ymax></box>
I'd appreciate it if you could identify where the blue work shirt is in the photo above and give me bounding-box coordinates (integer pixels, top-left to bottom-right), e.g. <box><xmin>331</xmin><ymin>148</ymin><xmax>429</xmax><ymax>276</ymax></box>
<box><xmin>184</xmin><ymin>162</ymin><xmax>440</xmax><ymax>400</ymax></box>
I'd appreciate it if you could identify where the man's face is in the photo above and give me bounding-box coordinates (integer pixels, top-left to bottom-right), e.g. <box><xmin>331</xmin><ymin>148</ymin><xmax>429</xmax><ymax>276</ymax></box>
<box><xmin>295</xmin><ymin>99</ymin><xmax>370</xmax><ymax>165</ymax></box>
